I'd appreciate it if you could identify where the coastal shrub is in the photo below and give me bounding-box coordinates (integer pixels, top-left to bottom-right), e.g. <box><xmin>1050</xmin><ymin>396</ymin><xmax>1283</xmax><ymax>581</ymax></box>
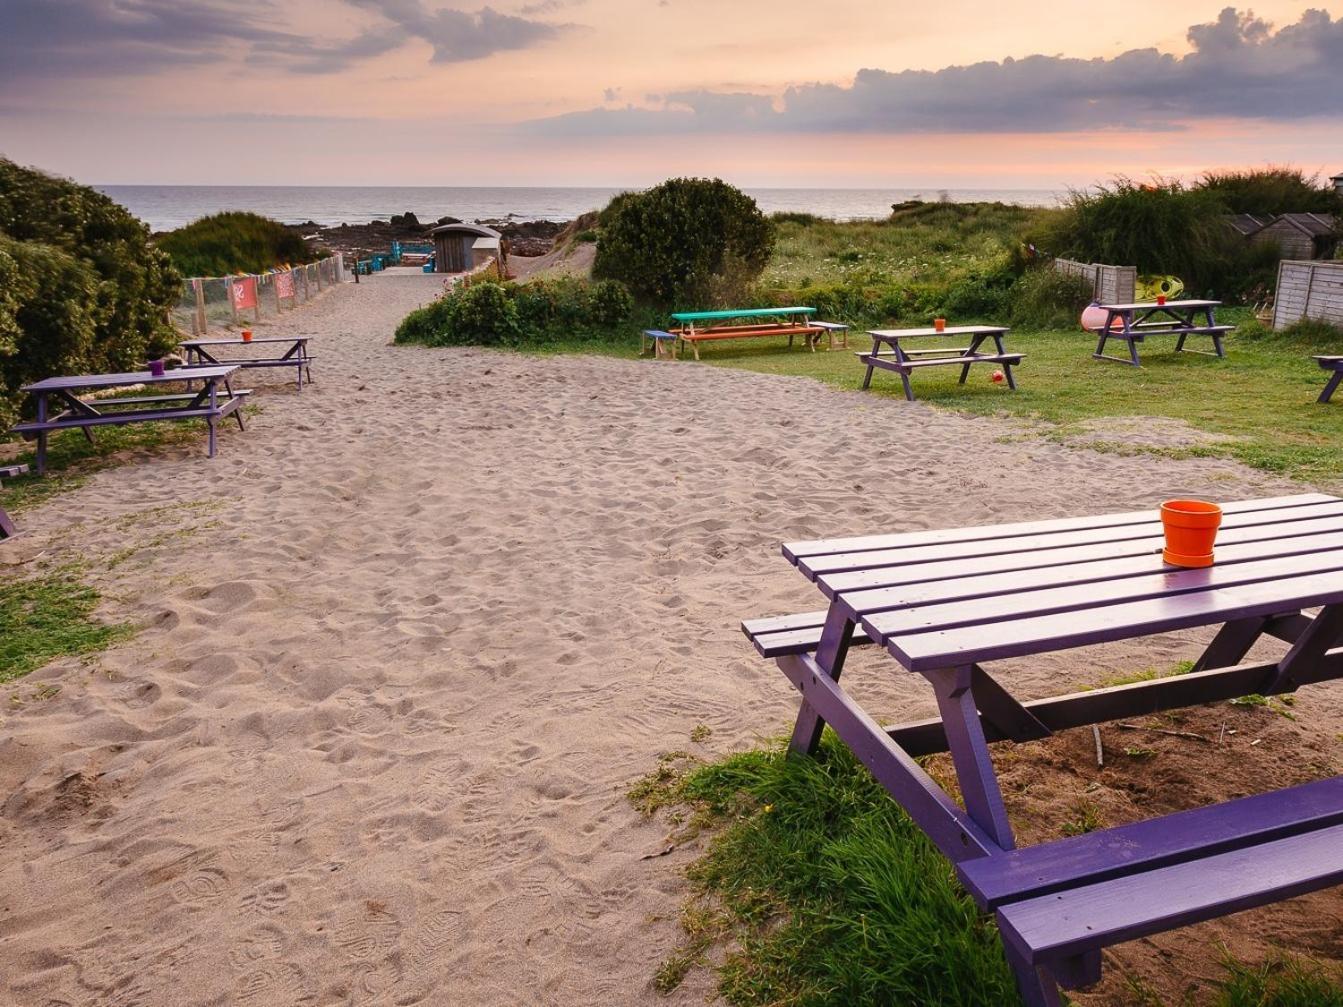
<box><xmin>0</xmin><ymin>160</ymin><xmax>179</xmax><ymax>428</ymax></box>
<box><xmin>593</xmin><ymin>178</ymin><xmax>775</xmax><ymax>308</ymax></box>
<box><xmin>1008</xmin><ymin>267</ymin><xmax>1096</xmax><ymax>329</ymax></box>
<box><xmin>394</xmin><ymin>276</ymin><xmax>636</xmax><ymax>348</ymax></box>
<box><xmin>1196</xmin><ymin>167</ymin><xmax>1343</xmax><ymax>216</ymax></box>
<box><xmin>1034</xmin><ymin>178</ymin><xmax>1280</xmax><ymax>299</ymax></box>
<box><xmin>156</xmin><ymin>210</ymin><xmax>317</xmax><ymax>276</ymax></box>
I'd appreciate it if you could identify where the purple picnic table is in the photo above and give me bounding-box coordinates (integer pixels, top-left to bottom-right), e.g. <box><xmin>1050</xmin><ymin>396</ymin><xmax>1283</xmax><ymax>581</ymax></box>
<box><xmin>0</xmin><ymin>463</ymin><xmax>24</xmax><ymax>539</ymax></box>
<box><xmin>743</xmin><ymin>493</ymin><xmax>1343</xmax><ymax>1005</ymax></box>
<box><xmin>860</xmin><ymin>325</ymin><xmax>1022</xmax><ymax>401</ymax></box>
<box><xmin>9</xmin><ymin>366</ymin><xmax>247</xmax><ymax>475</ymax></box>
<box><xmin>180</xmin><ymin>336</ymin><xmax>314</xmax><ymax>390</ymax></box>
<box><xmin>1093</xmin><ymin>299</ymin><xmax>1231</xmax><ymax>367</ymax></box>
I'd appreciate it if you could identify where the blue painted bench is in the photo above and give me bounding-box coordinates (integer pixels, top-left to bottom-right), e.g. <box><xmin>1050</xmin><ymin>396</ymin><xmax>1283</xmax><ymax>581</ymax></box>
<box><xmin>1315</xmin><ymin>356</ymin><xmax>1343</xmax><ymax>403</ymax></box>
<box><xmin>742</xmin><ymin>493</ymin><xmax>1343</xmax><ymax>1006</ymax></box>
<box><xmin>640</xmin><ymin>329</ymin><xmax>678</xmax><ymax>360</ymax></box>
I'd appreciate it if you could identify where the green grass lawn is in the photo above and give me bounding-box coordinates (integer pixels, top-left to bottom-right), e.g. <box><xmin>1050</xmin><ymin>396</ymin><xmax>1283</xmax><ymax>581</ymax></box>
<box><xmin>0</xmin><ymin>570</ymin><xmax>132</xmax><ymax>684</ymax></box>
<box><xmin>691</xmin><ymin>310</ymin><xmax>1343</xmax><ymax>488</ymax></box>
<box><xmin>637</xmin><ymin>737</ymin><xmax>1343</xmax><ymax>1007</ymax></box>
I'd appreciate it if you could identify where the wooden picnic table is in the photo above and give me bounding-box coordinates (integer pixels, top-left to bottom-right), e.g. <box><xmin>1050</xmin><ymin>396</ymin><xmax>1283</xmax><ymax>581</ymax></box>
<box><xmin>180</xmin><ymin>336</ymin><xmax>314</xmax><ymax>390</ymax></box>
<box><xmin>1314</xmin><ymin>355</ymin><xmax>1343</xmax><ymax>403</ymax></box>
<box><xmin>742</xmin><ymin>493</ymin><xmax>1343</xmax><ymax>1006</ymax></box>
<box><xmin>9</xmin><ymin>366</ymin><xmax>248</xmax><ymax>475</ymax></box>
<box><xmin>668</xmin><ymin>306</ymin><xmax>825</xmax><ymax>360</ymax></box>
<box><xmin>1093</xmin><ymin>299</ymin><xmax>1231</xmax><ymax>366</ymax></box>
<box><xmin>859</xmin><ymin>325</ymin><xmax>1022</xmax><ymax>401</ymax></box>
<box><xmin>0</xmin><ymin>463</ymin><xmax>24</xmax><ymax>539</ymax></box>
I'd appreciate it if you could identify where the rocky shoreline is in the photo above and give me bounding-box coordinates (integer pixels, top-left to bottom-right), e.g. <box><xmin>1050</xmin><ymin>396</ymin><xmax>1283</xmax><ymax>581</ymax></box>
<box><xmin>285</xmin><ymin>211</ymin><xmax>570</xmax><ymax>261</ymax></box>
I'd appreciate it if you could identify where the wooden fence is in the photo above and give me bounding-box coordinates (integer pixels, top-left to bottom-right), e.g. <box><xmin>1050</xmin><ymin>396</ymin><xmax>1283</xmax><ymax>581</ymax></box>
<box><xmin>1273</xmin><ymin>260</ymin><xmax>1343</xmax><ymax>330</ymax></box>
<box><xmin>1052</xmin><ymin>258</ymin><xmax>1137</xmax><ymax>304</ymax></box>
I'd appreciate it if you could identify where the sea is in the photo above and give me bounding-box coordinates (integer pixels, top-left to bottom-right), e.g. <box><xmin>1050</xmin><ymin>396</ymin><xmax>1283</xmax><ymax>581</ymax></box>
<box><xmin>97</xmin><ymin>185</ymin><xmax>1063</xmax><ymax>233</ymax></box>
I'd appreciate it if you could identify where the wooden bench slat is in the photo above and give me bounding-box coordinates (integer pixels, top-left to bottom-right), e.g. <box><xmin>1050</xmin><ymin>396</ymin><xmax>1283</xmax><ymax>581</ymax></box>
<box><xmin>960</xmin><ymin>776</ymin><xmax>1343</xmax><ymax>910</ymax></box>
<box><xmin>747</xmin><ymin>623</ymin><xmax>875</xmax><ymax>658</ymax></box>
<box><xmin>818</xmin><ymin>512</ymin><xmax>1343</xmax><ymax>599</ymax></box>
<box><xmin>782</xmin><ymin>493</ymin><xmax>1333</xmax><ymax>562</ymax></box>
<box><xmin>880</xmin><ymin>567</ymin><xmax>1343</xmax><ymax>671</ymax></box>
<box><xmin>858</xmin><ymin>354</ymin><xmax>1023</xmax><ymax>371</ymax></box>
<box><xmin>998</xmin><ymin>821</ymin><xmax>1343</xmax><ymax>965</ymax></box>
<box><xmin>797</xmin><ymin>499</ymin><xmax>1343</xmax><ymax>580</ymax></box>
<box><xmin>841</xmin><ymin>528</ymin><xmax>1343</xmax><ymax>621</ymax></box>
<box><xmin>11</xmin><ymin>394</ymin><xmax>249</xmax><ymax>433</ymax></box>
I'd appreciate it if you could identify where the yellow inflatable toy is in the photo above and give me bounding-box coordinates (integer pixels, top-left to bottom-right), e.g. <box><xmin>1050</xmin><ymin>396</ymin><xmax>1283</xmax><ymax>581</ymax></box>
<box><xmin>1136</xmin><ymin>275</ymin><xmax>1184</xmax><ymax>301</ymax></box>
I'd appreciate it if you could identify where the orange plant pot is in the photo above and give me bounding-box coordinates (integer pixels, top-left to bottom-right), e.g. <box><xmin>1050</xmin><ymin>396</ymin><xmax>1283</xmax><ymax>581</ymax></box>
<box><xmin>1160</xmin><ymin>499</ymin><xmax>1222</xmax><ymax>567</ymax></box>
<box><xmin>241</xmin><ymin>329</ymin><xmax>253</xmax><ymax>343</ymax></box>
<box><xmin>934</xmin><ymin>318</ymin><xmax>946</xmax><ymax>332</ymax></box>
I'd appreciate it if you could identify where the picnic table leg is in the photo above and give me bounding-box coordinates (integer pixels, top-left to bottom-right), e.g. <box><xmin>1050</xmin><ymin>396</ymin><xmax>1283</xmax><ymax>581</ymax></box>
<box><xmin>34</xmin><ymin>392</ymin><xmax>48</xmax><ymax>476</ymax></box>
<box><xmin>207</xmin><ymin>381</ymin><xmax>219</xmax><ymax>457</ymax></box>
<box><xmin>788</xmin><ymin>604</ymin><xmax>853</xmax><ymax>756</ymax></box>
<box><xmin>1320</xmin><ymin>370</ymin><xmax>1343</xmax><ymax>404</ymax></box>
<box><xmin>1003</xmin><ymin>944</ymin><xmax>1064</xmax><ymax>1007</ymax></box>
<box><xmin>0</xmin><ymin>503</ymin><xmax>16</xmax><ymax>539</ymax></box>
<box><xmin>926</xmin><ymin>665</ymin><xmax>1015</xmax><ymax>850</ymax></box>
<box><xmin>992</xmin><ymin>334</ymin><xmax>1019</xmax><ymax>390</ymax></box>
<box><xmin>958</xmin><ymin>335</ymin><xmax>987</xmax><ymax>385</ymax></box>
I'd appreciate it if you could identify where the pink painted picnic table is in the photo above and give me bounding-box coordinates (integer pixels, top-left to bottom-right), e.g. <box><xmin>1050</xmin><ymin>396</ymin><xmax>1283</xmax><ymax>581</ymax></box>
<box><xmin>180</xmin><ymin>336</ymin><xmax>314</xmax><ymax>390</ymax></box>
<box><xmin>743</xmin><ymin>493</ymin><xmax>1343</xmax><ymax>1005</ymax></box>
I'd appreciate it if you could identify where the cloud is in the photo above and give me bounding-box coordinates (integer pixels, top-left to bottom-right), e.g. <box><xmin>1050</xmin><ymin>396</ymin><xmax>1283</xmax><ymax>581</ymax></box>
<box><xmin>347</xmin><ymin>0</ymin><xmax>571</xmax><ymax>63</ymax></box>
<box><xmin>0</xmin><ymin>0</ymin><xmax>573</xmax><ymax>82</ymax></box>
<box><xmin>527</xmin><ymin>7</ymin><xmax>1343</xmax><ymax>137</ymax></box>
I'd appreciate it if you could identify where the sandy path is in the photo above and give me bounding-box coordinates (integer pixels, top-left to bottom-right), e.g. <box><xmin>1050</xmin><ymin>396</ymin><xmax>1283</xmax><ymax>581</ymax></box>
<box><xmin>0</xmin><ymin>273</ymin><xmax>1326</xmax><ymax>1006</ymax></box>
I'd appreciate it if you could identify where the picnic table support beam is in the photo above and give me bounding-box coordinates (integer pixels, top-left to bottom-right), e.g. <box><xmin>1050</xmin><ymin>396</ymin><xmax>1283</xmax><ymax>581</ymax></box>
<box><xmin>776</xmin><ymin>651</ymin><xmax>999</xmax><ymax>864</ymax></box>
<box><xmin>927</xmin><ymin>665</ymin><xmax>1016</xmax><ymax>850</ymax></box>
<box><xmin>0</xmin><ymin>504</ymin><xmax>16</xmax><ymax>540</ymax></box>
<box><xmin>1266</xmin><ymin>603</ymin><xmax>1343</xmax><ymax>694</ymax></box>
<box><xmin>1190</xmin><ymin>616</ymin><xmax>1268</xmax><ymax>672</ymax></box>
<box><xmin>788</xmin><ymin>604</ymin><xmax>853</xmax><ymax>756</ymax></box>
<box><xmin>880</xmin><ymin>646</ymin><xmax>1343</xmax><ymax>757</ymax></box>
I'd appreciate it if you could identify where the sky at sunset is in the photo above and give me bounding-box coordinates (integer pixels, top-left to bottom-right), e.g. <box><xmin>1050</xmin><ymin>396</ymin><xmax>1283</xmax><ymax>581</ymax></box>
<box><xmin>2</xmin><ymin>0</ymin><xmax>1342</xmax><ymax>189</ymax></box>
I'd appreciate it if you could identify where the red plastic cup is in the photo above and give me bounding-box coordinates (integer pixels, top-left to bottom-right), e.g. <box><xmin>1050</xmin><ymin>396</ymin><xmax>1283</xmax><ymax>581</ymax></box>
<box><xmin>1156</xmin><ymin>295</ymin><xmax>1167</xmax><ymax>306</ymax></box>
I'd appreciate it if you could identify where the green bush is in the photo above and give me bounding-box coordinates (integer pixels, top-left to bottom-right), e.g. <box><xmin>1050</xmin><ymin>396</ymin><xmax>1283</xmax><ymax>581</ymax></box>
<box><xmin>1196</xmin><ymin>167</ymin><xmax>1343</xmax><ymax>216</ymax></box>
<box><xmin>1034</xmin><ymin>178</ymin><xmax>1266</xmax><ymax>299</ymax></box>
<box><xmin>394</xmin><ymin>276</ymin><xmax>637</xmax><ymax>348</ymax></box>
<box><xmin>1008</xmin><ymin>267</ymin><xmax>1097</xmax><ymax>329</ymax></box>
<box><xmin>156</xmin><ymin>210</ymin><xmax>317</xmax><ymax>276</ymax></box>
<box><xmin>0</xmin><ymin>160</ymin><xmax>180</xmax><ymax>428</ymax></box>
<box><xmin>593</xmin><ymin>178</ymin><xmax>775</xmax><ymax>308</ymax></box>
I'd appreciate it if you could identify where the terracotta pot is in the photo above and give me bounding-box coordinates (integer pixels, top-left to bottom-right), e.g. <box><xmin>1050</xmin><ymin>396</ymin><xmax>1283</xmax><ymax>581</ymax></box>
<box><xmin>1160</xmin><ymin>499</ymin><xmax>1222</xmax><ymax>567</ymax></box>
<box><xmin>242</xmin><ymin>329</ymin><xmax>253</xmax><ymax>343</ymax></box>
<box><xmin>933</xmin><ymin>317</ymin><xmax>946</xmax><ymax>332</ymax></box>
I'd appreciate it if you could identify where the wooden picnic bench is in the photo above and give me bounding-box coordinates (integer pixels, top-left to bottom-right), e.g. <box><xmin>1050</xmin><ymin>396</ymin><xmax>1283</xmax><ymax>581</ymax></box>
<box><xmin>1314</xmin><ymin>356</ymin><xmax>1343</xmax><ymax>403</ymax></box>
<box><xmin>858</xmin><ymin>325</ymin><xmax>1022</xmax><ymax>401</ymax></box>
<box><xmin>0</xmin><ymin>463</ymin><xmax>25</xmax><ymax>539</ymax></box>
<box><xmin>1092</xmin><ymin>300</ymin><xmax>1231</xmax><ymax>366</ymax></box>
<box><xmin>180</xmin><ymin>336</ymin><xmax>314</xmax><ymax>390</ymax></box>
<box><xmin>669</xmin><ymin>307</ymin><xmax>827</xmax><ymax>360</ymax></box>
<box><xmin>9</xmin><ymin>366</ymin><xmax>248</xmax><ymax>475</ymax></box>
<box><xmin>742</xmin><ymin>492</ymin><xmax>1343</xmax><ymax>1006</ymax></box>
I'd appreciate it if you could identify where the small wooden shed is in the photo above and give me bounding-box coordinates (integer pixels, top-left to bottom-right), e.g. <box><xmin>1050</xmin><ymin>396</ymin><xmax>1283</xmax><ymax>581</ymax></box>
<box><xmin>1253</xmin><ymin>213</ymin><xmax>1339</xmax><ymax>260</ymax></box>
<box><xmin>429</xmin><ymin>222</ymin><xmax>503</xmax><ymax>273</ymax></box>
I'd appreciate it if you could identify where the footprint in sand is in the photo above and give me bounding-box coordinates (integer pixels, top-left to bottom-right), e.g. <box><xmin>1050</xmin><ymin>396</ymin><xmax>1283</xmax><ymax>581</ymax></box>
<box><xmin>229</xmin><ymin>925</ymin><xmax>286</xmax><ymax>969</ymax></box>
<box><xmin>237</xmin><ymin>880</ymin><xmax>290</xmax><ymax>916</ymax></box>
<box><xmin>170</xmin><ymin>866</ymin><xmax>230</xmax><ymax>906</ymax></box>
<box><xmin>335</xmin><ymin>900</ymin><xmax>402</xmax><ymax>960</ymax></box>
<box><xmin>235</xmin><ymin>962</ymin><xmax>308</xmax><ymax>1006</ymax></box>
<box><xmin>412</xmin><ymin>763</ymin><xmax>458</xmax><ymax>814</ymax></box>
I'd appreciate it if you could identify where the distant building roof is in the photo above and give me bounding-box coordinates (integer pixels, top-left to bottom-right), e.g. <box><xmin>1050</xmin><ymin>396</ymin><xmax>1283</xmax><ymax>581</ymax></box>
<box><xmin>471</xmin><ymin>236</ymin><xmax>501</xmax><ymax>250</ymax></box>
<box><xmin>1225</xmin><ymin>213</ymin><xmax>1274</xmax><ymax>236</ymax></box>
<box><xmin>1275</xmin><ymin>213</ymin><xmax>1338</xmax><ymax>237</ymax></box>
<box><xmin>428</xmin><ymin>222</ymin><xmax>501</xmax><ymax>239</ymax></box>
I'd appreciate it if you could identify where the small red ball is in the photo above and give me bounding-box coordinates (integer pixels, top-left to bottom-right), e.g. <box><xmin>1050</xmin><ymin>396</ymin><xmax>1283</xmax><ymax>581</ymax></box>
<box><xmin>991</xmin><ymin>370</ymin><xmax>1005</xmax><ymax>384</ymax></box>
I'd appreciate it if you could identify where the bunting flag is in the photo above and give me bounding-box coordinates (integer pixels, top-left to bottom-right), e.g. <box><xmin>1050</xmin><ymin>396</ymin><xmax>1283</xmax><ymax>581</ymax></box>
<box><xmin>275</xmin><ymin>271</ymin><xmax>296</xmax><ymax>300</ymax></box>
<box><xmin>230</xmin><ymin>276</ymin><xmax>258</xmax><ymax>310</ymax></box>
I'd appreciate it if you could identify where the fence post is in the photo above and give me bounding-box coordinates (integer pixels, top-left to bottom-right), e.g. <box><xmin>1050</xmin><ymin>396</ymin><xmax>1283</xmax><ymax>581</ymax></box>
<box><xmin>193</xmin><ymin>278</ymin><xmax>206</xmax><ymax>335</ymax></box>
<box><xmin>316</xmin><ymin>261</ymin><xmax>324</xmax><ymax>293</ymax></box>
<box><xmin>1304</xmin><ymin>264</ymin><xmax>1319</xmax><ymax>321</ymax></box>
<box><xmin>302</xmin><ymin>265</ymin><xmax>310</xmax><ymax>302</ymax></box>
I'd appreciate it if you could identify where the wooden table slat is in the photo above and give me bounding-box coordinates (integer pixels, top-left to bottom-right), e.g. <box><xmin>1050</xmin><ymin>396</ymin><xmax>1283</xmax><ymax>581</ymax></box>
<box><xmin>783</xmin><ymin>493</ymin><xmax>1332</xmax><ymax>563</ymax></box>
<box><xmin>818</xmin><ymin>512</ymin><xmax>1343</xmax><ymax>598</ymax></box>
<box><xmin>21</xmin><ymin>366</ymin><xmax>239</xmax><ymax>391</ymax></box>
<box><xmin>864</xmin><ymin>546</ymin><xmax>1343</xmax><ymax>642</ymax></box>
<box><xmin>840</xmin><ymin>526</ymin><xmax>1343</xmax><ymax>619</ymax></box>
<box><xmin>798</xmin><ymin>499</ymin><xmax>1343</xmax><ymax>580</ymax></box>
<box><xmin>882</xmin><ymin>568</ymin><xmax>1343</xmax><ymax>671</ymax></box>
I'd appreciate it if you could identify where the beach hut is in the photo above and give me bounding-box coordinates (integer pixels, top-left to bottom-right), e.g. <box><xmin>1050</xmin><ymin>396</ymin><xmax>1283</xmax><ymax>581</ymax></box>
<box><xmin>1332</xmin><ymin>172</ymin><xmax>1343</xmax><ymax>196</ymax></box>
<box><xmin>1252</xmin><ymin>213</ymin><xmax>1339</xmax><ymax>260</ymax></box>
<box><xmin>428</xmin><ymin>222</ymin><xmax>503</xmax><ymax>273</ymax></box>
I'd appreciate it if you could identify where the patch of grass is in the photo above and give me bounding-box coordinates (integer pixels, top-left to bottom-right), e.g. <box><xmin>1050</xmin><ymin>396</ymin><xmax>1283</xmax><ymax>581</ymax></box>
<box><xmin>1229</xmin><ymin>693</ymin><xmax>1297</xmax><ymax>719</ymax></box>
<box><xmin>628</xmin><ymin>750</ymin><xmax>700</xmax><ymax>817</ymax></box>
<box><xmin>1096</xmin><ymin>660</ymin><xmax>1195</xmax><ymax>690</ymax></box>
<box><xmin>698</xmin><ymin>305</ymin><xmax>1343</xmax><ymax>487</ymax></box>
<box><xmin>0</xmin><ymin>570</ymin><xmax>133</xmax><ymax>683</ymax></box>
<box><xmin>1059</xmin><ymin>796</ymin><xmax>1105</xmax><ymax>837</ymax></box>
<box><xmin>2</xmin><ymin>417</ymin><xmax>202</xmax><ymax>511</ymax></box>
<box><xmin>648</xmin><ymin>736</ymin><xmax>1022</xmax><ymax>1005</ymax></box>
<box><xmin>690</xmin><ymin>723</ymin><xmax>713</xmax><ymax>744</ymax></box>
<box><xmin>1214</xmin><ymin>950</ymin><xmax>1343</xmax><ymax>1007</ymax></box>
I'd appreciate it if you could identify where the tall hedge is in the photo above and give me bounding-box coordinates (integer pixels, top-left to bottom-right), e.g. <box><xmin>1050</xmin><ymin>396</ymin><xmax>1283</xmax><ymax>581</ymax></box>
<box><xmin>593</xmin><ymin>178</ymin><xmax>774</xmax><ymax>308</ymax></box>
<box><xmin>0</xmin><ymin>160</ymin><xmax>180</xmax><ymax>427</ymax></box>
<box><xmin>157</xmin><ymin>210</ymin><xmax>316</xmax><ymax>276</ymax></box>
